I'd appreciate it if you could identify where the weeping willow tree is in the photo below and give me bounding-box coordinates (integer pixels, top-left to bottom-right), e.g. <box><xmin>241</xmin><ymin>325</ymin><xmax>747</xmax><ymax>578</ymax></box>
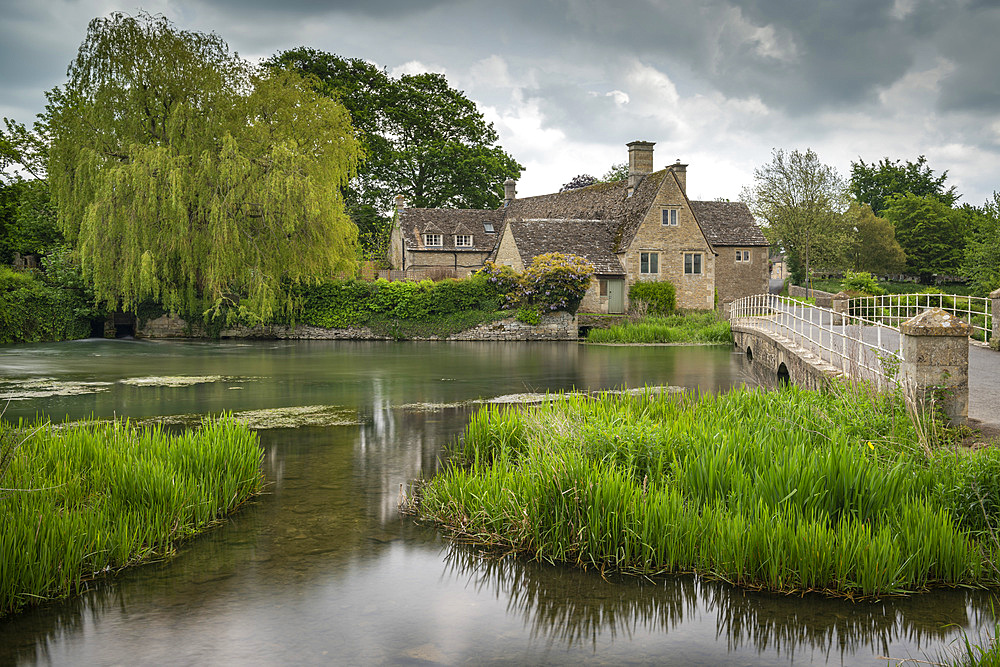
<box><xmin>47</xmin><ymin>13</ymin><xmax>360</xmax><ymax>322</ymax></box>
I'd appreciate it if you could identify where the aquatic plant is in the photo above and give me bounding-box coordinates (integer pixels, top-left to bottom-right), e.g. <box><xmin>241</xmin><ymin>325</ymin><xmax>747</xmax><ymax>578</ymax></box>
<box><xmin>409</xmin><ymin>384</ymin><xmax>1000</xmax><ymax>597</ymax></box>
<box><xmin>0</xmin><ymin>415</ymin><xmax>264</xmax><ymax>617</ymax></box>
<box><xmin>586</xmin><ymin>311</ymin><xmax>732</xmax><ymax>344</ymax></box>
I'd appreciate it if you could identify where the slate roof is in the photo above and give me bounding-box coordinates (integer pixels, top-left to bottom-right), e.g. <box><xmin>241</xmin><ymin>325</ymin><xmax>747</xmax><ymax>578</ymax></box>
<box><xmin>503</xmin><ymin>171</ymin><xmax>668</xmax><ymax>252</ymax></box>
<box><xmin>503</xmin><ymin>219</ymin><xmax>625</xmax><ymax>275</ymax></box>
<box><xmin>397</xmin><ymin>168</ymin><xmax>767</xmax><ymax>262</ymax></box>
<box><xmin>399</xmin><ymin>208</ymin><xmax>503</xmax><ymax>251</ymax></box>
<box><xmin>689</xmin><ymin>201</ymin><xmax>768</xmax><ymax>247</ymax></box>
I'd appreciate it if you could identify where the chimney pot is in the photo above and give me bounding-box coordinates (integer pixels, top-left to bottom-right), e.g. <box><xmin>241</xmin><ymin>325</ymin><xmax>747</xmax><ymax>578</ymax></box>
<box><xmin>626</xmin><ymin>140</ymin><xmax>655</xmax><ymax>194</ymax></box>
<box><xmin>395</xmin><ymin>194</ymin><xmax>406</xmax><ymax>212</ymax></box>
<box><xmin>503</xmin><ymin>178</ymin><xmax>517</xmax><ymax>207</ymax></box>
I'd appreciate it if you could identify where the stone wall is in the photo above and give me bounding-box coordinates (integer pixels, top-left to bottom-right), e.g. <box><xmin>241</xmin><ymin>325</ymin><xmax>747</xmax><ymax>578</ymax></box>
<box><xmin>493</xmin><ymin>225</ymin><xmax>525</xmax><ymax>271</ymax></box>
<box><xmin>137</xmin><ymin>312</ymin><xmax>578</xmax><ymax>341</ymax></box>
<box><xmin>623</xmin><ymin>171</ymin><xmax>715</xmax><ymax>310</ymax></box>
<box><xmin>788</xmin><ymin>285</ymin><xmax>835</xmax><ymax>308</ymax></box>
<box><xmin>715</xmin><ymin>245</ymin><xmax>769</xmax><ymax>308</ymax></box>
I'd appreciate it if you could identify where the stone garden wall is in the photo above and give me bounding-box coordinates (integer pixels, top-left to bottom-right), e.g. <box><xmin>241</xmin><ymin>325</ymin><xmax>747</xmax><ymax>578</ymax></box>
<box><xmin>137</xmin><ymin>312</ymin><xmax>578</xmax><ymax>341</ymax></box>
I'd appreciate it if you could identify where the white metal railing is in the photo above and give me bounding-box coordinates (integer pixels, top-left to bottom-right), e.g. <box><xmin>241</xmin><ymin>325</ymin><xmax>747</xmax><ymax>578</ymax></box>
<box><xmin>848</xmin><ymin>293</ymin><xmax>992</xmax><ymax>343</ymax></box>
<box><xmin>730</xmin><ymin>294</ymin><xmax>904</xmax><ymax>386</ymax></box>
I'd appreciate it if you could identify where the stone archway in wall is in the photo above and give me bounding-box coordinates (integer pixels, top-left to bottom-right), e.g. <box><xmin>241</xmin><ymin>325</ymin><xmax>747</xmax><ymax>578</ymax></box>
<box><xmin>777</xmin><ymin>362</ymin><xmax>790</xmax><ymax>386</ymax></box>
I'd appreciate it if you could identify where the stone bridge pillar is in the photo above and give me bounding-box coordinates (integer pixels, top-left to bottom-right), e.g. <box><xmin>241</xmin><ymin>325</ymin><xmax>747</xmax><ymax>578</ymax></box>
<box><xmin>831</xmin><ymin>291</ymin><xmax>850</xmax><ymax>326</ymax></box>
<box><xmin>900</xmin><ymin>308</ymin><xmax>970</xmax><ymax>426</ymax></box>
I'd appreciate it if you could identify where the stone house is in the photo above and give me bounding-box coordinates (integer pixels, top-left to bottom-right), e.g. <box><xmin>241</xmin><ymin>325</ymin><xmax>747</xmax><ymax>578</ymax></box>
<box><xmin>391</xmin><ymin>141</ymin><xmax>767</xmax><ymax>313</ymax></box>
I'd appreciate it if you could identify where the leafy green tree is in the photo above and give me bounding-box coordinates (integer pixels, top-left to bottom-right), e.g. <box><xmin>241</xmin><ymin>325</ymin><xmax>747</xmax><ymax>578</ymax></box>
<box><xmin>602</xmin><ymin>162</ymin><xmax>628</xmax><ymax>183</ymax></box>
<box><xmin>962</xmin><ymin>192</ymin><xmax>1000</xmax><ymax>296</ymax></box>
<box><xmin>1</xmin><ymin>119</ymin><xmax>56</xmax><ymax>262</ymax></box>
<box><xmin>849</xmin><ymin>156</ymin><xmax>958</xmax><ymax>216</ymax></box>
<box><xmin>266</xmin><ymin>48</ymin><xmax>522</xmax><ymax>213</ymax></box>
<box><xmin>741</xmin><ymin>148</ymin><xmax>848</xmax><ymax>287</ymax></box>
<box><xmin>843</xmin><ymin>201</ymin><xmax>905</xmax><ymax>274</ymax></box>
<box><xmin>47</xmin><ymin>13</ymin><xmax>361</xmax><ymax>321</ymax></box>
<box><xmin>881</xmin><ymin>193</ymin><xmax>967</xmax><ymax>277</ymax></box>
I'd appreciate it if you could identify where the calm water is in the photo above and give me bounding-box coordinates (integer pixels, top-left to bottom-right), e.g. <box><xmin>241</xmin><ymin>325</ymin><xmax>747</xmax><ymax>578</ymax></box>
<box><xmin>0</xmin><ymin>339</ymin><xmax>994</xmax><ymax>665</ymax></box>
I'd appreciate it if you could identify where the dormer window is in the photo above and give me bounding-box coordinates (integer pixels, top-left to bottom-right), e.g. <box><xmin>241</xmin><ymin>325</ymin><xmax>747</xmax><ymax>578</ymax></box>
<box><xmin>662</xmin><ymin>208</ymin><xmax>678</xmax><ymax>226</ymax></box>
<box><xmin>455</xmin><ymin>234</ymin><xmax>473</xmax><ymax>247</ymax></box>
<box><xmin>423</xmin><ymin>233</ymin><xmax>442</xmax><ymax>247</ymax></box>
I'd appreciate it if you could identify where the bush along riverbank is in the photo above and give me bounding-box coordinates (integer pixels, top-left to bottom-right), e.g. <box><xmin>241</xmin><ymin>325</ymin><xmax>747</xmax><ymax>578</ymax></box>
<box><xmin>586</xmin><ymin>311</ymin><xmax>732</xmax><ymax>344</ymax></box>
<box><xmin>0</xmin><ymin>416</ymin><xmax>264</xmax><ymax>617</ymax></box>
<box><xmin>406</xmin><ymin>384</ymin><xmax>1000</xmax><ymax>598</ymax></box>
<box><xmin>0</xmin><ymin>257</ymin><xmax>100</xmax><ymax>344</ymax></box>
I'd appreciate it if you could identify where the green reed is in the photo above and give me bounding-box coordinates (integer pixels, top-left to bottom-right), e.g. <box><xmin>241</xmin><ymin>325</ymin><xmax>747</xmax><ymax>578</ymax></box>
<box><xmin>586</xmin><ymin>312</ymin><xmax>732</xmax><ymax>344</ymax></box>
<box><xmin>411</xmin><ymin>384</ymin><xmax>1000</xmax><ymax>597</ymax></box>
<box><xmin>0</xmin><ymin>415</ymin><xmax>264</xmax><ymax>617</ymax></box>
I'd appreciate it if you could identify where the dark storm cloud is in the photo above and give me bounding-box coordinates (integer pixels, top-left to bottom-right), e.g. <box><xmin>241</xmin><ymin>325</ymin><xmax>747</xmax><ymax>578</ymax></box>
<box><xmin>194</xmin><ymin>0</ymin><xmax>458</xmax><ymax>17</ymax></box>
<box><xmin>929</xmin><ymin>1</ymin><xmax>1000</xmax><ymax>111</ymax></box>
<box><xmin>535</xmin><ymin>0</ymin><xmax>917</xmax><ymax>114</ymax></box>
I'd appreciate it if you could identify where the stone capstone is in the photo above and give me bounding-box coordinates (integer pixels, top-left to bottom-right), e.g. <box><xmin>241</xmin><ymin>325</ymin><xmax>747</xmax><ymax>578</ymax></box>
<box><xmin>899</xmin><ymin>308</ymin><xmax>972</xmax><ymax>337</ymax></box>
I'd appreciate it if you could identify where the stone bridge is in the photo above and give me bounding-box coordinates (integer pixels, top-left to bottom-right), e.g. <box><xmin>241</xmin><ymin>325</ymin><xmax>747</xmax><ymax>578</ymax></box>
<box><xmin>730</xmin><ymin>294</ymin><xmax>988</xmax><ymax>427</ymax></box>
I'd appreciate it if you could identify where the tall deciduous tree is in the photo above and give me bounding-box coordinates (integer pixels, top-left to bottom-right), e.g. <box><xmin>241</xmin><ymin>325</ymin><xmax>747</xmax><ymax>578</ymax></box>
<box><xmin>843</xmin><ymin>201</ymin><xmax>906</xmax><ymax>275</ymax></box>
<box><xmin>1</xmin><ymin>119</ymin><xmax>60</xmax><ymax>262</ymax></box>
<box><xmin>849</xmin><ymin>155</ymin><xmax>958</xmax><ymax>216</ymax></box>
<box><xmin>741</xmin><ymin>148</ymin><xmax>848</xmax><ymax>287</ymax></box>
<box><xmin>47</xmin><ymin>14</ymin><xmax>361</xmax><ymax>321</ymax></box>
<box><xmin>881</xmin><ymin>193</ymin><xmax>967</xmax><ymax>277</ymax></box>
<box><xmin>962</xmin><ymin>193</ymin><xmax>1000</xmax><ymax>296</ymax></box>
<box><xmin>266</xmin><ymin>48</ymin><xmax>522</xmax><ymax>213</ymax></box>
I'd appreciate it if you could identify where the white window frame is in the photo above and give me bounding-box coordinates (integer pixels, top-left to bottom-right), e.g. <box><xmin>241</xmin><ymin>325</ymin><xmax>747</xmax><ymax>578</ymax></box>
<box><xmin>454</xmin><ymin>234</ymin><xmax>474</xmax><ymax>247</ymax></box>
<box><xmin>684</xmin><ymin>252</ymin><xmax>702</xmax><ymax>275</ymax></box>
<box><xmin>661</xmin><ymin>208</ymin><xmax>678</xmax><ymax>226</ymax></box>
<box><xmin>640</xmin><ymin>252</ymin><xmax>659</xmax><ymax>275</ymax></box>
<box><xmin>423</xmin><ymin>233</ymin><xmax>442</xmax><ymax>247</ymax></box>
<box><xmin>736</xmin><ymin>249</ymin><xmax>751</xmax><ymax>263</ymax></box>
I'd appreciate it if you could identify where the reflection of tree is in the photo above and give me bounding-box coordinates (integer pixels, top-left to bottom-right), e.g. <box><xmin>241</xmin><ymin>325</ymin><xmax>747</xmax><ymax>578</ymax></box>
<box><xmin>441</xmin><ymin>542</ymin><xmax>992</xmax><ymax>660</ymax></box>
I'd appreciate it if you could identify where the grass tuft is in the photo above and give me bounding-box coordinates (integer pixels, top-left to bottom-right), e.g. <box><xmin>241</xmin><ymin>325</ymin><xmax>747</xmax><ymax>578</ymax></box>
<box><xmin>0</xmin><ymin>415</ymin><xmax>264</xmax><ymax>617</ymax></box>
<box><xmin>408</xmin><ymin>383</ymin><xmax>1000</xmax><ymax>598</ymax></box>
<box><xmin>586</xmin><ymin>311</ymin><xmax>732</xmax><ymax>344</ymax></box>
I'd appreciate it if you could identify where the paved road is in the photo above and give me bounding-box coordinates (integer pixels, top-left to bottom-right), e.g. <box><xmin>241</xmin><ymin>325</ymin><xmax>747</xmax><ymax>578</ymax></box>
<box><xmin>738</xmin><ymin>300</ymin><xmax>998</xmax><ymax>429</ymax></box>
<box><xmin>969</xmin><ymin>344</ymin><xmax>1000</xmax><ymax>430</ymax></box>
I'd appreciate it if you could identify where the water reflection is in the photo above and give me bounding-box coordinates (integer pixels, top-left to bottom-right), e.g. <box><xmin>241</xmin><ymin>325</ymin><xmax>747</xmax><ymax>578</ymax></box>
<box><xmin>3</xmin><ymin>339</ymin><xmax>993</xmax><ymax>665</ymax></box>
<box><xmin>441</xmin><ymin>543</ymin><xmax>996</xmax><ymax>664</ymax></box>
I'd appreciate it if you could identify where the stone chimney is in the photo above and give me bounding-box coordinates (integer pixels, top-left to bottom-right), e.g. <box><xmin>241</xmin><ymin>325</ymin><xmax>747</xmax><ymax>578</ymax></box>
<box><xmin>627</xmin><ymin>140</ymin><xmax>655</xmax><ymax>195</ymax></box>
<box><xmin>503</xmin><ymin>178</ymin><xmax>517</xmax><ymax>207</ymax></box>
<box><xmin>670</xmin><ymin>159</ymin><xmax>688</xmax><ymax>194</ymax></box>
<box><xmin>395</xmin><ymin>194</ymin><xmax>406</xmax><ymax>212</ymax></box>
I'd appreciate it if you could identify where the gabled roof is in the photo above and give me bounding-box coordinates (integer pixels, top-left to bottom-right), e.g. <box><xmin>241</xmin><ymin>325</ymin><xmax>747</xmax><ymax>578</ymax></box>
<box><xmin>503</xmin><ymin>219</ymin><xmax>625</xmax><ymax>275</ymax></box>
<box><xmin>399</xmin><ymin>208</ymin><xmax>503</xmax><ymax>251</ymax></box>
<box><xmin>689</xmin><ymin>201</ymin><xmax>768</xmax><ymax>247</ymax></box>
<box><xmin>502</xmin><ymin>171</ymin><xmax>667</xmax><ymax>251</ymax></box>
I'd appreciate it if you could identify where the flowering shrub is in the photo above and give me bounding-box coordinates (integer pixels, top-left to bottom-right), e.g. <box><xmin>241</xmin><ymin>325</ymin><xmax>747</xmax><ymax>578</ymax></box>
<box><xmin>475</xmin><ymin>261</ymin><xmax>520</xmax><ymax>307</ymax></box>
<box><xmin>518</xmin><ymin>253</ymin><xmax>594</xmax><ymax>314</ymax></box>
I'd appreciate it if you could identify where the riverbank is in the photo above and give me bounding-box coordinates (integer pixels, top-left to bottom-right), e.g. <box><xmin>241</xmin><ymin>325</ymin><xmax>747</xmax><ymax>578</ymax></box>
<box><xmin>0</xmin><ymin>416</ymin><xmax>264</xmax><ymax>618</ymax></box>
<box><xmin>407</xmin><ymin>383</ymin><xmax>1000</xmax><ymax>598</ymax></box>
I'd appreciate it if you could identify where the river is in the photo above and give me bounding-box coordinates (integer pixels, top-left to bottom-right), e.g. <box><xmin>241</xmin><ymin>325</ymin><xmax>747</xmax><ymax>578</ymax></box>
<box><xmin>0</xmin><ymin>338</ymin><xmax>994</xmax><ymax>665</ymax></box>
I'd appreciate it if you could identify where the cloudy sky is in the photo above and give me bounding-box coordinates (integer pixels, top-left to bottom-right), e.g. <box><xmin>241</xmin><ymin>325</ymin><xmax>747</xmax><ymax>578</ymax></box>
<box><xmin>3</xmin><ymin>0</ymin><xmax>1000</xmax><ymax>205</ymax></box>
